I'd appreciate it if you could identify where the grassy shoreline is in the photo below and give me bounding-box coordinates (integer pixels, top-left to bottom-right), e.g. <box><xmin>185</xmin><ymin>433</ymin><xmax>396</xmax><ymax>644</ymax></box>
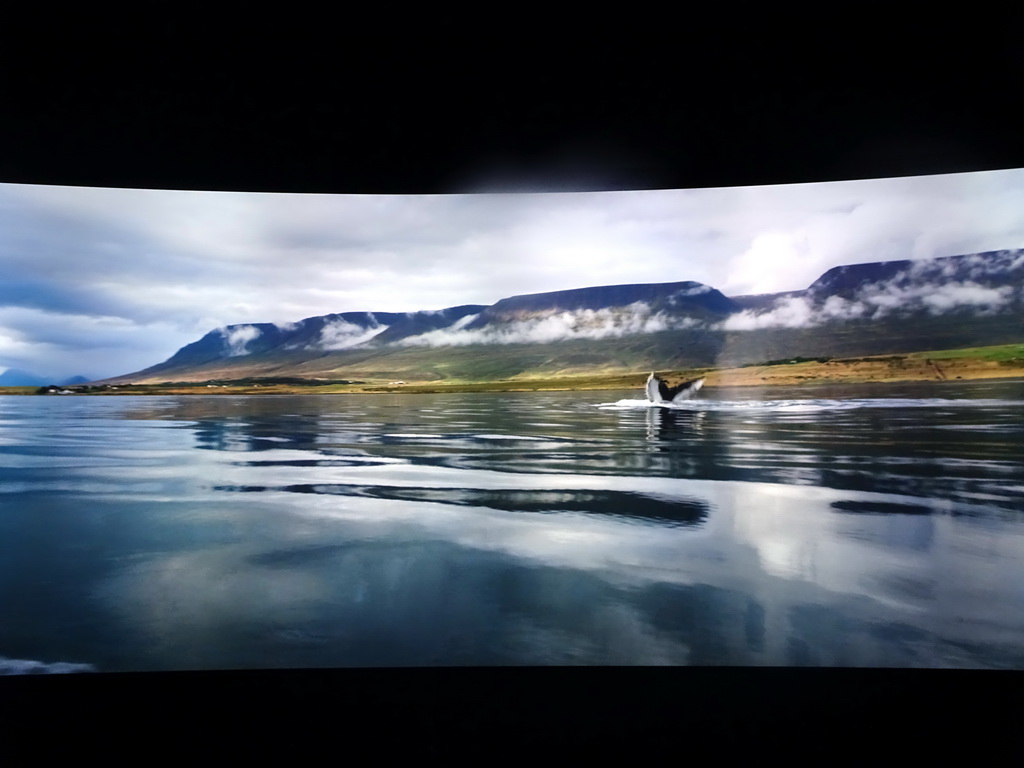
<box><xmin>5</xmin><ymin>344</ymin><xmax>1023</xmax><ymax>397</ymax></box>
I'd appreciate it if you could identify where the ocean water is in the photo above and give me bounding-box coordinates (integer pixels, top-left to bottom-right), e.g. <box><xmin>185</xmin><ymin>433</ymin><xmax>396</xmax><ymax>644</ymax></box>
<box><xmin>1</xmin><ymin>380</ymin><xmax>1023</xmax><ymax>671</ymax></box>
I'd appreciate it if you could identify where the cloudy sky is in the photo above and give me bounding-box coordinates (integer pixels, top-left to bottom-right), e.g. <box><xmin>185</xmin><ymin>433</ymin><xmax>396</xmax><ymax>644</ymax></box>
<box><xmin>2</xmin><ymin>168</ymin><xmax>1023</xmax><ymax>380</ymax></box>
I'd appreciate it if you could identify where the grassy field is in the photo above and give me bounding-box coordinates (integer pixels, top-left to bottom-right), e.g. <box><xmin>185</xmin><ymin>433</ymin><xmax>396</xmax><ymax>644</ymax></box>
<box><xmin>908</xmin><ymin>343</ymin><xmax>1024</xmax><ymax>362</ymax></box>
<box><xmin>702</xmin><ymin>343</ymin><xmax>1024</xmax><ymax>388</ymax></box>
<box><xmin>5</xmin><ymin>343</ymin><xmax>1022</xmax><ymax>397</ymax></box>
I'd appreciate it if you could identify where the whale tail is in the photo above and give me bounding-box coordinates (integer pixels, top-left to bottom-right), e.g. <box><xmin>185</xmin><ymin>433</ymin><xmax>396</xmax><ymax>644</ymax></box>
<box><xmin>645</xmin><ymin>372</ymin><xmax>704</xmax><ymax>404</ymax></box>
<box><xmin>645</xmin><ymin>372</ymin><xmax>661</xmax><ymax>403</ymax></box>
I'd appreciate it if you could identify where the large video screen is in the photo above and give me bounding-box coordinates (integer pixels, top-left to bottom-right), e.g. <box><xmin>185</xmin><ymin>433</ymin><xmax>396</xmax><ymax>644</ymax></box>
<box><xmin>1</xmin><ymin>169</ymin><xmax>1022</xmax><ymax>673</ymax></box>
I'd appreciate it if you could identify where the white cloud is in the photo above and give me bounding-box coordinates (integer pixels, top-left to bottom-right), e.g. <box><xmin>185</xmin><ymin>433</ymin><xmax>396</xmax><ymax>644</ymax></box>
<box><xmin>0</xmin><ymin>327</ymin><xmax>53</xmax><ymax>359</ymax></box>
<box><xmin>720</xmin><ymin>296</ymin><xmax>818</xmax><ymax>330</ymax></box>
<box><xmin>673</xmin><ymin>283</ymin><xmax>713</xmax><ymax>297</ymax></box>
<box><xmin>399</xmin><ymin>302</ymin><xmax>700</xmax><ymax>347</ymax></box>
<box><xmin>855</xmin><ymin>267</ymin><xmax>1018</xmax><ymax>320</ymax></box>
<box><xmin>719</xmin><ymin>261</ymin><xmax>1020</xmax><ymax>331</ymax></box>
<box><xmin>448</xmin><ymin>313</ymin><xmax>479</xmax><ymax>331</ymax></box>
<box><xmin>920</xmin><ymin>283</ymin><xmax>1012</xmax><ymax>314</ymax></box>
<box><xmin>317</xmin><ymin>319</ymin><xmax>388</xmax><ymax>350</ymax></box>
<box><xmin>222</xmin><ymin>325</ymin><xmax>261</xmax><ymax>356</ymax></box>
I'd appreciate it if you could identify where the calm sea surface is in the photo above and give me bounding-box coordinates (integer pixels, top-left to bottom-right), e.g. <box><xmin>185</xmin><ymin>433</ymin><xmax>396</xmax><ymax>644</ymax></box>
<box><xmin>2</xmin><ymin>380</ymin><xmax>1023</xmax><ymax>672</ymax></box>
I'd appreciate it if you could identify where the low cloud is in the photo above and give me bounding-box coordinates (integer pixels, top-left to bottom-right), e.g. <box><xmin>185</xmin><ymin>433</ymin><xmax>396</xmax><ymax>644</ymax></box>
<box><xmin>317</xmin><ymin>318</ymin><xmax>388</xmax><ymax>350</ymax></box>
<box><xmin>720</xmin><ymin>297</ymin><xmax>820</xmax><ymax>331</ymax></box>
<box><xmin>907</xmin><ymin>249</ymin><xmax>1024</xmax><ymax>282</ymax></box>
<box><xmin>671</xmin><ymin>284</ymin><xmax>713</xmax><ymax>299</ymax></box>
<box><xmin>859</xmin><ymin>280</ymin><xmax>1014</xmax><ymax>317</ymax></box>
<box><xmin>720</xmin><ymin>262</ymin><xmax>1021</xmax><ymax>331</ymax></box>
<box><xmin>720</xmin><ymin>293</ymin><xmax>879</xmax><ymax>331</ymax></box>
<box><xmin>221</xmin><ymin>325</ymin><xmax>262</xmax><ymax>356</ymax></box>
<box><xmin>399</xmin><ymin>302</ymin><xmax>700</xmax><ymax>347</ymax></box>
<box><xmin>923</xmin><ymin>283</ymin><xmax>1014</xmax><ymax>313</ymax></box>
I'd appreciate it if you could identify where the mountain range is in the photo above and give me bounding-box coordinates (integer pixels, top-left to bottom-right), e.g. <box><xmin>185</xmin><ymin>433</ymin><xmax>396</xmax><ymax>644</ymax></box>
<box><xmin>0</xmin><ymin>370</ymin><xmax>91</xmax><ymax>387</ymax></box>
<box><xmin>99</xmin><ymin>249</ymin><xmax>1024</xmax><ymax>384</ymax></box>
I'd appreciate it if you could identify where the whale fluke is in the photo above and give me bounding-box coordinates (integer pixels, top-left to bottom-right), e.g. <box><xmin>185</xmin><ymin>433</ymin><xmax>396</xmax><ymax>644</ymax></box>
<box><xmin>645</xmin><ymin>372</ymin><xmax>704</xmax><ymax>404</ymax></box>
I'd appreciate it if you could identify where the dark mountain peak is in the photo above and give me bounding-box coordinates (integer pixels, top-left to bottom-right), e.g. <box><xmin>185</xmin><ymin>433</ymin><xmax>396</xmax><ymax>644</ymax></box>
<box><xmin>808</xmin><ymin>249</ymin><xmax>1024</xmax><ymax>299</ymax></box>
<box><xmin>809</xmin><ymin>259</ymin><xmax>913</xmax><ymax>297</ymax></box>
<box><xmin>466</xmin><ymin>281</ymin><xmax>739</xmax><ymax>330</ymax></box>
<box><xmin>495</xmin><ymin>281</ymin><xmax>714</xmax><ymax>309</ymax></box>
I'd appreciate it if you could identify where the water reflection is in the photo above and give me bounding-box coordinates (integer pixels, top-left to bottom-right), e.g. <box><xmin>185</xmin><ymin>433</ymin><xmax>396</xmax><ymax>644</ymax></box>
<box><xmin>2</xmin><ymin>382</ymin><xmax>1024</xmax><ymax>670</ymax></box>
<box><xmin>105</xmin><ymin>388</ymin><xmax>1024</xmax><ymax>512</ymax></box>
<box><xmin>645</xmin><ymin>407</ymin><xmax>707</xmax><ymax>441</ymax></box>
<box><xmin>214</xmin><ymin>483</ymin><xmax>711</xmax><ymax>528</ymax></box>
<box><xmin>831</xmin><ymin>500</ymin><xmax>934</xmax><ymax>515</ymax></box>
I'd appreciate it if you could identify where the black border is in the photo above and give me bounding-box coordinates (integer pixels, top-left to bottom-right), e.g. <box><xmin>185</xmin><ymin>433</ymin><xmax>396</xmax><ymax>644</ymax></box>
<box><xmin>1</xmin><ymin>667</ymin><xmax>1020</xmax><ymax>755</ymax></box>
<box><xmin>3</xmin><ymin>22</ymin><xmax>1024</xmax><ymax>195</ymax></box>
<box><xmin>2</xmin><ymin>23</ymin><xmax>1024</xmax><ymax>754</ymax></box>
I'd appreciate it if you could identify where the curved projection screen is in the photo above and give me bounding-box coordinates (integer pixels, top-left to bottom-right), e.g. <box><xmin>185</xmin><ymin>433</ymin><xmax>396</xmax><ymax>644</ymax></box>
<box><xmin>1</xmin><ymin>168</ymin><xmax>1023</xmax><ymax>673</ymax></box>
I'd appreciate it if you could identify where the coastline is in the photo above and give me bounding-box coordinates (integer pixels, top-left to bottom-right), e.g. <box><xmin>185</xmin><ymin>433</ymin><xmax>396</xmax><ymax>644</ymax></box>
<box><xmin>5</xmin><ymin>346</ymin><xmax>1024</xmax><ymax>396</ymax></box>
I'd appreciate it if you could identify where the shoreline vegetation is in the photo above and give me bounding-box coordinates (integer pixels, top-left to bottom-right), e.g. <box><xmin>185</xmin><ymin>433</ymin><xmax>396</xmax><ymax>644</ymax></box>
<box><xmin>5</xmin><ymin>343</ymin><xmax>1024</xmax><ymax>397</ymax></box>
